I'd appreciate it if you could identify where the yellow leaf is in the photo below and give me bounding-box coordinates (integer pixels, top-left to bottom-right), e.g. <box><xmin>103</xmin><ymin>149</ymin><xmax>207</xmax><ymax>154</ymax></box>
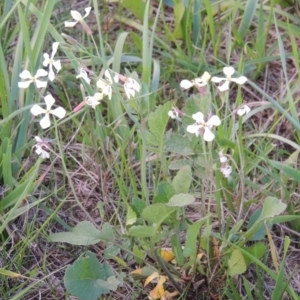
<box><xmin>265</xmin><ymin>223</ymin><xmax>279</xmax><ymax>272</ymax></box>
<box><xmin>144</xmin><ymin>272</ymin><xmax>160</xmax><ymax>287</ymax></box>
<box><xmin>0</xmin><ymin>268</ymin><xmax>22</xmax><ymax>278</ymax></box>
<box><xmin>160</xmin><ymin>248</ymin><xmax>175</xmax><ymax>262</ymax></box>
<box><xmin>197</xmin><ymin>252</ymin><xmax>204</xmax><ymax>260</ymax></box>
<box><xmin>148</xmin><ymin>276</ymin><xmax>166</xmax><ymax>299</ymax></box>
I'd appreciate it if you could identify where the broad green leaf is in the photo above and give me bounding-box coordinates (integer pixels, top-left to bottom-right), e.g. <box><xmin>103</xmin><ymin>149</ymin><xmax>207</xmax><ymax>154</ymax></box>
<box><xmin>122</xmin><ymin>0</ymin><xmax>148</xmax><ymax>21</ymax></box>
<box><xmin>153</xmin><ymin>182</ymin><xmax>175</xmax><ymax>204</ymax></box>
<box><xmin>228</xmin><ymin>249</ymin><xmax>247</xmax><ymax>277</ymax></box>
<box><xmin>183</xmin><ymin>215</ymin><xmax>210</xmax><ymax>258</ymax></box>
<box><xmin>142</xmin><ymin>204</ymin><xmax>176</xmax><ymax>226</ymax></box>
<box><xmin>173</xmin><ymin>3</ymin><xmax>184</xmax><ymax>38</ymax></box>
<box><xmin>247</xmin><ymin>209</ymin><xmax>271</xmax><ymax>241</ymax></box>
<box><xmin>167</xmin><ymin>193</ymin><xmax>195</xmax><ymax>207</ymax></box>
<box><xmin>171</xmin><ymin>234</ymin><xmax>184</xmax><ymax>265</ymax></box>
<box><xmin>169</xmin><ymin>159</ymin><xmax>193</xmax><ymax>170</ymax></box>
<box><xmin>147</xmin><ymin>102</ymin><xmax>172</xmax><ymax>149</ymax></box>
<box><xmin>64</xmin><ymin>252</ymin><xmax>122</xmax><ymax>300</ymax></box>
<box><xmin>132</xmin><ymin>197</ymin><xmax>146</xmax><ymax>216</ymax></box>
<box><xmin>49</xmin><ymin>221</ymin><xmax>114</xmax><ymax>245</ymax></box>
<box><xmin>260</xmin><ymin>197</ymin><xmax>287</xmax><ymax>220</ymax></box>
<box><xmin>171</xmin><ymin>165</ymin><xmax>192</xmax><ymax>194</ymax></box>
<box><xmin>128</xmin><ymin>225</ymin><xmax>156</xmax><ymax>238</ymax></box>
<box><xmin>126</xmin><ymin>205</ymin><xmax>137</xmax><ymax>226</ymax></box>
<box><xmin>242</xmin><ymin>242</ymin><xmax>267</xmax><ymax>266</ymax></box>
<box><xmin>166</xmin><ymin>134</ymin><xmax>195</xmax><ymax>155</ymax></box>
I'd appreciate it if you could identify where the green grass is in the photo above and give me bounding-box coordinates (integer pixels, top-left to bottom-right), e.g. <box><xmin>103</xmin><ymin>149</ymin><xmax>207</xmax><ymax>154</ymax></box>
<box><xmin>1</xmin><ymin>0</ymin><xmax>300</xmax><ymax>299</ymax></box>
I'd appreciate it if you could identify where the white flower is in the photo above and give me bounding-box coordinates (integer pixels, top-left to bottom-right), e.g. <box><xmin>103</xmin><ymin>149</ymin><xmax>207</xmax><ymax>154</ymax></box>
<box><xmin>65</xmin><ymin>7</ymin><xmax>92</xmax><ymax>34</ymax></box>
<box><xmin>168</xmin><ymin>107</ymin><xmax>182</xmax><ymax>120</ymax></box>
<box><xmin>124</xmin><ymin>78</ymin><xmax>141</xmax><ymax>99</ymax></box>
<box><xmin>211</xmin><ymin>66</ymin><xmax>247</xmax><ymax>92</ymax></box>
<box><xmin>34</xmin><ymin>136</ymin><xmax>50</xmax><ymax>159</ymax></box>
<box><xmin>237</xmin><ymin>105</ymin><xmax>251</xmax><ymax>116</ymax></box>
<box><xmin>180</xmin><ymin>71</ymin><xmax>211</xmax><ymax>89</ymax></box>
<box><xmin>76</xmin><ymin>68</ymin><xmax>91</xmax><ymax>85</ymax></box>
<box><xmin>221</xmin><ymin>165</ymin><xmax>232</xmax><ymax>178</ymax></box>
<box><xmin>104</xmin><ymin>70</ymin><xmax>119</xmax><ymax>85</ymax></box>
<box><xmin>85</xmin><ymin>93</ymin><xmax>103</xmax><ymax>109</ymax></box>
<box><xmin>186</xmin><ymin>112</ymin><xmax>221</xmax><ymax>142</ymax></box>
<box><xmin>96</xmin><ymin>70</ymin><xmax>119</xmax><ymax>100</ymax></box>
<box><xmin>18</xmin><ymin>69</ymin><xmax>48</xmax><ymax>89</ymax></box>
<box><xmin>43</xmin><ymin>42</ymin><xmax>61</xmax><ymax>81</ymax></box>
<box><xmin>218</xmin><ymin>150</ymin><xmax>228</xmax><ymax>163</ymax></box>
<box><xmin>30</xmin><ymin>94</ymin><xmax>66</xmax><ymax>129</ymax></box>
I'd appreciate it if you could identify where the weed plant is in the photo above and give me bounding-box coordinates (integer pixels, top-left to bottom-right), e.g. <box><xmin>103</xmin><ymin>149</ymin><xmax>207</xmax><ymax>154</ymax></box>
<box><xmin>0</xmin><ymin>0</ymin><xmax>300</xmax><ymax>299</ymax></box>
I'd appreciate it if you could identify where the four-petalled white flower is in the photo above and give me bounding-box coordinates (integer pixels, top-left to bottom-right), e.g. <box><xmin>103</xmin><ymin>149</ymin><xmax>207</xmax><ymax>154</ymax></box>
<box><xmin>85</xmin><ymin>93</ymin><xmax>104</xmax><ymax>109</ymax></box>
<box><xmin>76</xmin><ymin>67</ymin><xmax>91</xmax><ymax>85</ymax></box>
<box><xmin>18</xmin><ymin>69</ymin><xmax>48</xmax><ymax>89</ymax></box>
<box><xmin>65</xmin><ymin>7</ymin><xmax>92</xmax><ymax>35</ymax></box>
<box><xmin>187</xmin><ymin>112</ymin><xmax>221</xmax><ymax>141</ymax></box>
<box><xmin>96</xmin><ymin>70</ymin><xmax>119</xmax><ymax>100</ymax></box>
<box><xmin>237</xmin><ymin>104</ymin><xmax>251</xmax><ymax>116</ymax></box>
<box><xmin>30</xmin><ymin>94</ymin><xmax>66</xmax><ymax>129</ymax></box>
<box><xmin>43</xmin><ymin>42</ymin><xmax>62</xmax><ymax>81</ymax></box>
<box><xmin>219</xmin><ymin>150</ymin><xmax>232</xmax><ymax>178</ymax></box>
<box><xmin>124</xmin><ymin>78</ymin><xmax>141</xmax><ymax>99</ymax></box>
<box><xmin>180</xmin><ymin>71</ymin><xmax>211</xmax><ymax>90</ymax></box>
<box><xmin>34</xmin><ymin>136</ymin><xmax>50</xmax><ymax>159</ymax></box>
<box><xmin>211</xmin><ymin>67</ymin><xmax>247</xmax><ymax>92</ymax></box>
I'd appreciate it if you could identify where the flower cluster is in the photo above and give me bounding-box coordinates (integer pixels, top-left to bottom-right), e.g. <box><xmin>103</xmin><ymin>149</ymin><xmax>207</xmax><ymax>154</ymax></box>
<box><xmin>18</xmin><ymin>6</ymin><xmax>142</xmax><ymax>159</ymax></box>
<box><xmin>218</xmin><ymin>151</ymin><xmax>232</xmax><ymax>178</ymax></box>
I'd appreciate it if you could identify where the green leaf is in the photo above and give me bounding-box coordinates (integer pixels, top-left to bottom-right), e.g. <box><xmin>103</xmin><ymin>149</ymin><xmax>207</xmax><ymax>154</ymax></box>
<box><xmin>242</xmin><ymin>242</ymin><xmax>267</xmax><ymax>266</ymax></box>
<box><xmin>49</xmin><ymin>221</ymin><xmax>115</xmax><ymax>245</ymax></box>
<box><xmin>126</xmin><ymin>205</ymin><xmax>137</xmax><ymax>226</ymax></box>
<box><xmin>171</xmin><ymin>165</ymin><xmax>192</xmax><ymax>194</ymax></box>
<box><xmin>165</xmin><ymin>134</ymin><xmax>195</xmax><ymax>155</ymax></box>
<box><xmin>142</xmin><ymin>204</ymin><xmax>176</xmax><ymax>226</ymax></box>
<box><xmin>183</xmin><ymin>215</ymin><xmax>210</xmax><ymax>258</ymax></box>
<box><xmin>269</xmin><ymin>160</ymin><xmax>300</xmax><ymax>182</ymax></box>
<box><xmin>147</xmin><ymin>102</ymin><xmax>172</xmax><ymax>150</ymax></box>
<box><xmin>167</xmin><ymin>194</ymin><xmax>195</xmax><ymax>207</ymax></box>
<box><xmin>127</xmin><ymin>225</ymin><xmax>156</xmax><ymax>238</ymax></box>
<box><xmin>173</xmin><ymin>3</ymin><xmax>185</xmax><ymax>38</ymax></box>
<box><xmin>153</xmin><ymin>182</ymin><xmax>175</xmax><ymax>204</ymax></box>
<box><xmin>64</xmin><ymin>252</ymin><xmax>122</xmax><ymax>300</ymax></box>
<box><xmin>132</xmin><ymin>197</ymin><xmax>146</xmax><ymax>216</ymax></box>
<box><xmin>228</xmin><ymin>249</ymin><xmax>247</xmax><ymax>277</ymax></box>
<box><xmin>169</xmin><ymin>159</ymin><xmax>193</xmax><ymax>170</ymax></box>
<box><xmin>260</xmin><ymin>197</ymin><xmax>287</xmax><ymax>220</ymax></box>
<box><xmin>122</xmin><ymin>0</ymin><xmax>148</xmax><ymax>21</ymax></box>
<box><xmin>247</xmin><ymin>209</ymin><xmax>271</xmax><ymax>241</ymax></box>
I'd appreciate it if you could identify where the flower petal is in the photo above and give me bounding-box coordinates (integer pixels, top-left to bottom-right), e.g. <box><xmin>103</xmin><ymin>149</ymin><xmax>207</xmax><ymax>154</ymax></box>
<box><xmin>35</xmin><ymin>136</ymin><xmax>43</xmax><ymax>143</ymax></box>
<box><xmin>70</xmin><ymin>10</ymin><xmax>83</xmax><ymax>21</ymax></box>
<box><xmin>203</xmin><ymin>128</ymin><xmax>215</xmax><ymax>141</ymax></box>
<box><xmin>207</xmin><ymin>115</ymin><xmax>221</xmax><ymax>127</ymax></box>
<box><xmin>192</xmin><ymin>112</ymin><xmax>204</xmax><ymax>123</ymax></box>
<box><xmin>51</xmin><ymin>107</ymin><xmax>66</xmax><ymax>119</ymax></box>
<box><xmin>218</xmin><ymin>81</ymin><xmax>230</xmax><ymax>92</ymax></box>
<box><xmin>35</xmin><ymin>69</ymin><xmax>48</xmax><ymax>78</ymax></box>
<box><xmin>53</xmin><ymin>60</ymin><xmax>62</xmax><ymax>72</ymax></box>
<box><xmin>83</xmin><ymin>7</ymin><xmax>92</xmax><ymax>18</ymax></box>
<box><xmin>223</xmin><ymin>66</ymin><xmax>235</xmax><ymax>77</ymax></box>
<box><xmin>105</xmin><ymin>70</ymin><xmax>119</xmax><ymax>84</ymax></box>
<box><xmin>18</xmin><ymin>80</ymin><xmax>32</xmax><ymax>88</ymax></box>
<box><xmin>237</xmin><ymin>105</ymin><xmax>251</xmax><ymax>116</ymax></box>
<box><xmin>19</xmin><ymin>70</ymin><xmax>33</xmax><ymax>79</ymax></box>
<box><xmin>31</xmin><ymin>104</ymin><xmax>46</xmax><ymax>116</ymax></box>
<box><xmin>43</xmin><ymin>53</ymin><xmax>50</xmax><ymax>66</ymax></box>
<box><xmin>44</xmin><ymin>94</ymin><xmax>55</xmax><ymax>109</ymax></box>
<box><xmin>221</xmin><ymin>165</ymin><xmax>232</xmax><ymax>178</ymax></box>
<box><xmin>65</xmin><ymin>21</ymin><xmax>78</xmax><ymax>27</ymax></box>
<box><xmin>35</xmin><ymin>80</ymin><xmax>48</xmax><ymax>88</ymax></box>
<box><xmin>187</xmin><ymin>124</ymin><xmax>201</xmax><ymax>134</ymax></box>
<box><xmin>48</xmin><ymin>66</ymin><xmax>55</xmax><ymax>81</ymax></box>
<box><xmin>180</xmin><ymin>80</ymin><xmax>194</xmax><ymax>89</ymax></box>
<box><xmin>40</xmin><ymin>114</ymin><xmax>51</xmax><ymax>129</ymax></box>
<box><xmin>51</xmin><ymin>42</ymin><xmax>59</xmax><ymax>58</ymax></box>
<box><xmin>231</xmin><ymin>76</ymin><xmax>247</xmax><ymax>85</ymax></box>
<box><xmin>211</xmin><ymin>76</ymin><xmax>225</xmax><ymax>83</ymax></box>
